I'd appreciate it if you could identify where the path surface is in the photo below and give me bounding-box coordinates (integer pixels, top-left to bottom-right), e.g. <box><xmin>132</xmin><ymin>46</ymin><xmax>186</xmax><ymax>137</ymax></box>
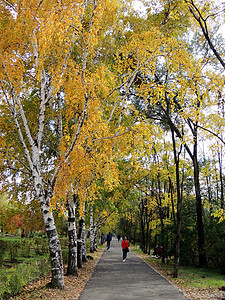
<box><xmin>79</xmin><ymin>238</ymin><xmax>188</xmax><ymax>300</ymax></box>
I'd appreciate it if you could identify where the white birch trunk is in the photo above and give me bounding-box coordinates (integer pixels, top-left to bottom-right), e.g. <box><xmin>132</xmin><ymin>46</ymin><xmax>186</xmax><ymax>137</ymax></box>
<box><xmin>77</xmin><ymin>220</ymin><xmax>83</xmax><ymax>268</ymax></box>
<box><xmin>5</xmin><ymin>60</ymin><xmax>65</xmax><ymax>288</ymax></box>
<box><xmin>98</xmin><ymin>226</ymin><xmax>101</xmax><ymax>245</ymax></box>
<box><xmin>81</xmin><ymin>201</ymin><xmax>87</xmax><ymax>262</ymax></box>
<box><xmin>66</xmin><ymin>193</ymin><xmax>78</xmax><ymax>276</ymax></box>
<box><xmin>34</xmin><ymin>177</ymin><xmax>64</xmax><ymax>288</ymax></box>
<box><xmin>5</xmin><ymin>72</ymin><xmax>65</xmax><ymax>288</ymax></box>
<box><xmin>78</xmin><ymin>215</ymin><xmax>87</xmax><ymax>264</ymax></box>
<box><xmin>81</xmin><ymin>217</ymin><xmax>87</xmax><ymax>262</ymax></box>
<box><xmin>77</xmin><ymin>200</ymin><xmax>86</xmax><ymax>268</ymax></box>
<box><xmin>90</xmin><ymin>204</ymin><xmax>95</xmax><ymax>253</ymax></box>
<box><xmin>93</xmin><ymin>225</ymin><xmax>97</xmax><ymax>250</ymax></box>
<box><xmin>0</xmin><ymin>1</ymin><xmax>95</xmax><ymax>289</ymax></box>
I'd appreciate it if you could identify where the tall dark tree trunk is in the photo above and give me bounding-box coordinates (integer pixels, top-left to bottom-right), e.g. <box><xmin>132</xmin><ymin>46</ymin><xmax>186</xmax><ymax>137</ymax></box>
<box><xmin>156</xmin><ymin>171</ymin><xmax>165</xmax><ymax>264</ymax></box>
<box><xmin>148</xmin><ymin>228</ymin><xmax>152</xmax><ymax>255</ymax></box>
<box><xmin>217</xmin><ymin>101</ymin><xmax>225</xmax><ymax>209</ymax></box>
<box><xmin>169</xmin><ymin>128</ymin><xmax>182</xmax><ymax>278</ymax></box>
<box><xmin>206</xmin><ymin>172</ymin><xmax>213</xmax><ymax>217</ymax></box>
<box><xmin>163</xmin><ymin>97</ymin><xmax>183</xmax><ymax>276</ymax></box>
<box><xmin>145</xmin><ymin>196</ymin><xmax>150</xmax><ymax>254</ymax></box>
<box><xmin>139</xmin><ymin>198</ymin><xmax>146</xmax><ymax>252</ymax></box>
<box><xmin>218</xmin><ymin>150</ymin><xmax>224</xmax><ymax>209</ymax></box>
<box><xmin>145</xmin><ymin>218</ymin><xmax>150</xmax><ymax>254</ymax></box>
<box><xmin>193</xmin><ymin>155</ymin><xmax>207</xmax><ymax>267</ymax></box>
<box><xmin>168</xmin><ymin>177</ymin><xmax>176</xmax><ymax>222</ymax></box>
<box><xmin>192</xmin><ymin>122</ymin><xmax>206</xmax><ymax>267</ymax></box>
<box><xmin>158</xmin><ymin>194</ymin><xmax>165</xmax><ymax>264</ymax></box>
<box><xmin>129</xmin><ymin>214</ymin><xmax>133</xmax><ymax>244</ymax></box>
<box><xmin>163</xmin><ymin>101</ymin><xmax>207</xmax><ymax>268</ymax></box>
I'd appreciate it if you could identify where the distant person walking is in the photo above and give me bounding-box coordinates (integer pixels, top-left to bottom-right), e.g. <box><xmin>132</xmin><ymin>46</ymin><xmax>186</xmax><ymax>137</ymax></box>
<box><xmin>152</xmin><ymin>244</ymin><xmax>163</xmax><ymax>258</ymax></box>
<box><xmin>106</xmin><ymin>232</ymin><xmax>112</xmax><ymax>250</ymax></box>
<box><xmin>121</xmin><ymin>236</ymin><xmax>129</xmax><ymax>262</ymax></box>
<box><xmin>21</xmin><ymin>229</ymin><xmax>24</xmax><ymax>238</ymax></box>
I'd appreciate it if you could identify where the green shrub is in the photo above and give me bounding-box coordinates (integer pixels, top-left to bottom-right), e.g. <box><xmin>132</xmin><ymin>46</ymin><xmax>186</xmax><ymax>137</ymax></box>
<box><xmin>0</xmin><ymin>258</ymin><xmax>50</xmax><ymax>299</ymax></box>
<box><xmin>60</xmin><ymin>237</ymin><xmax>68</xmax><ymax>250</ymax></box>
<box><xmin>0</xmin><ymin>240</ymin><xmax>7</xmax><ymax>266</ymax></box>
<box><xmin>179</xmin><ymin>197</ymin><xmax>199</xmax><ymax>266</ymax></box>
<box><xmin>62</xmin><ymin>248</ymin><xmax>69</xmax><ymax>265</ymax></box>
<box><xmin>6</xmin><ymin>240</ymin><xmax>21</xmax><ymax>261</ymax></box>
<box><xmin>86</xmin><ymin>238</ymin><xmax>90</xmax><ymax>250</ymax></box>
<box><xmin>37</xmin><ymin>258</ymin><xmax>51</xmax><ymax>277</ymax></box>
<box><xmin>0</xmin><ymin>266</ymin><xmax>27</xmax><ymax>298</ymax></box>
<box><xmin>20</xmin><ymin>239</ymin><xmax>35</xmax><ymax>258</ymax></box>
<box><xmin>34</xmin><ymin>237</ymin><xmax>49</xmax><ymax>255</ymax></box>
<box><xmin>205</xmin><ymin>220</ymin><xmax>225</xmax><ymax>274</ymax></box>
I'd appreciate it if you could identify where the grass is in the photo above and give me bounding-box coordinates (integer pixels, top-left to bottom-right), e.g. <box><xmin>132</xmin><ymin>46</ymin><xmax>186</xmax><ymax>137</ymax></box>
<box><xmin>10</xmin><ymin>245</ymin><xmax>106</xmax><ymax>300</ymax></box>
<box><xmin>174</xmin><ymin>266</ymin><xmax>225</xmax><ymax>289</ymax></box>
<box><xmin>0</xmin><ymin>239</ymin><xmax>48</xmax><ymax>262</ymax></box>
<box><xmin>0</xmin><ymin>236</ymin><xmax>21</xmax><ymax>241</ymax></box>
<box><xmin>132</xmin><ymin>247</ymin><xmax>225</xmax><ymax>299</ymax></box>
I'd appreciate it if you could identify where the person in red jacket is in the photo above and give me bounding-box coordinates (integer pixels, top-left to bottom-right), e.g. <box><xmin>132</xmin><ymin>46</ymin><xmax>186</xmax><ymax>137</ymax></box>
<box><xmin>121</xmin><ymin>236</ymin><xmax>129</xmax><ymax>262</ymax></box>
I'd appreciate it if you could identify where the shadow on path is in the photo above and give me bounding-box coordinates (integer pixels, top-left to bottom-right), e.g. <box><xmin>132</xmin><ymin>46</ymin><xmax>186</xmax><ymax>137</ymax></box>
<box><xmin>79</xmin><ymin>238</ymin><xmax>188</xmax><ymax>299</ymax></box>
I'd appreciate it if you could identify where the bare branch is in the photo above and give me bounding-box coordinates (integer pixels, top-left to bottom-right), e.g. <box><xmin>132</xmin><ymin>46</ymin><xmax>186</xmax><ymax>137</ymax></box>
<box><xmin>186</xmin><ymin>0</ymin><xmax>225</xmax><ymax>69</ymax></box>
<box><xmin>0</xmin><ymin>0</ymin><xmax>17</xmax><ymax>12</ymax></box>
<box><xmin>196</xmin><ymin>124</ymin><xmax>225</xmax><ymax>145</ymax></box>
<box><xmin>0</xmin><ymin>65</ymin><xmax>35</xmax><ymax>172</ymax></box>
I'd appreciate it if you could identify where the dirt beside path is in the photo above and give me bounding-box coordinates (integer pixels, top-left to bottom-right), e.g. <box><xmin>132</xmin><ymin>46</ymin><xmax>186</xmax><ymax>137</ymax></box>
<box><xmin>10</xmin><ymin>249</ymin><xmax>104</xmax><ymax>300</ymax></box>
<box><xmin>9</xmin><ymin>245</ymin><xmax>225</xmax><ymax>300</ymax></box>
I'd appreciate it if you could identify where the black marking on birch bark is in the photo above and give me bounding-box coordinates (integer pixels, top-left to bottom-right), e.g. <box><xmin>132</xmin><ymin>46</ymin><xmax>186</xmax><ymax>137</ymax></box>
<box><xmin>79</xmin><ymin>219</ymin><xmax>84</xmax><ymax>226</ymax></box>
<box><xmin>73</xmin><ymin>193</ymin><xmax>78</xmax><ymax>203</ymax></box>
<box><xmin>41</xmin><ymin>201</ymin><xmax>49</xmax><ymax>208</ymax></box>
<box><xmin>43</xmin><ymin>210</ymin><xmax>48</xmax><ymax>214</ymax></box>
<box><xmin>68</xmin><ymin>217</ymin><xmax>75</xmax><ymax>223</ymax></box>
<box><xmin>46</xmin><ymin>228</ymin><xmax>58</xmax><ymax>238</ymax></box>
<box><xmin>47</xmin><ymin>217</ymin><xmax>52</xmax><ymax>222</ymax></box>
<box><xmin>45</xmin><ymin>187</ymin><xmax>53</xmax><ymax>199</ymax></box>
<box><xmin>34</xmin><ymin>138</ymin><xmax>38</xmax><ymax>147</ymax></box>
<box><xmin>36</xmin><ymin>183</ymin><xmax>42</xmax><ymax>190</ymax></box>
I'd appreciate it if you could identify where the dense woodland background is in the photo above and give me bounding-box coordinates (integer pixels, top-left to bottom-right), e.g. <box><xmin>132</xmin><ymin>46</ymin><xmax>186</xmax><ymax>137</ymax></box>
<box><xmin>0</xmin><ymin>0</ymin><xmax>225</xmax><ymax>290</ymax></box>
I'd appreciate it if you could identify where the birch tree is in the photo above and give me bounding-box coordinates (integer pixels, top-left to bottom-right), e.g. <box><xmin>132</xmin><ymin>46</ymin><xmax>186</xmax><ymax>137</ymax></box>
<box><xmin>66</xmin><ymin>191</ymin><xmax>78</xmax><ymax>276</ymax></box>
<box><xmin>0</xmin><ymin>0</ymin><xmax>123</xmax><ymax>287</ymax></box>
<box><xmin>0</xmin><ymin>0</ymin><xmax>83</xmax><ymax>287</ymax></box>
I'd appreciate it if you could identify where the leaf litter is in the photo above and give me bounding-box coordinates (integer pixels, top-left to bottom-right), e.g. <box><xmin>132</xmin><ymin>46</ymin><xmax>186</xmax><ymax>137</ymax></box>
<box><xmin>10</xmin><ymin>249</ymin><xmax>103</xmax><ymax>300</ymax></box>
<box><xmin>9</xmin><ymin>248</ymin><xmax>225</xmax><ymax>300</ymax></box>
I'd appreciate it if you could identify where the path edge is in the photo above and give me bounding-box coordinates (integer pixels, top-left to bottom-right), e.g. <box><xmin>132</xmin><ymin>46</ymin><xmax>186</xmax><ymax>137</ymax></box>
<box><xmin>132</xmin><ymin>249</ymin><xmax>190</xmax><ymax>299</ymax></box>
<box><xmin>77</xmin><ymin>245</ymin><xmax>106</xmax><ymax>299</ymax></box>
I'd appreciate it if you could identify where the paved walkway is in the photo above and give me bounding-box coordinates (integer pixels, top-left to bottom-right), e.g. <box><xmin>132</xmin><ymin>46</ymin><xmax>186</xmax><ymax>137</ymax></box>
<box><xmin>79</xmin><ymin>238</ymin><xmax>188</xmax><ymax>299</ymax></box>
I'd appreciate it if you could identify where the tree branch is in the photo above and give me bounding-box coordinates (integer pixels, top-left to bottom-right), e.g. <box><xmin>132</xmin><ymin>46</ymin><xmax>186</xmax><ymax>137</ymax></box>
<box><xmin>186</xmin><ymin>0</ymin><xmax>225</xmax><ymax>69</ymax></box>
<box><xmin>195</xmin><ymin>124</ymin><xmax>225</xmax><ymax>145</ymax></box>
